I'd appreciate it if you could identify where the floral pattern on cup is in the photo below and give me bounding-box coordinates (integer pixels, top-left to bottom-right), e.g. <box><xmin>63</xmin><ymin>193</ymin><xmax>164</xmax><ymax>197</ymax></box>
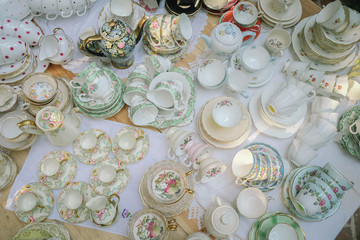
<box><xmin>38</xmin><ymin>150</ymin><xmax>77</xmax><ymax>190</ymax></box>
<box><xmin>297</xmin><ymin>183</ymin><xmax>329</xmax><ymax>212</ymax></box>
<box><xmin>294</xmin><ymin>169</ymin><xmax>318</xmax><ymax>195</ymax></box>
<box><xmin>269</xmin><ymin>38</ymin><xmax>283</xmax><ymax>49</ymax></box>
<box><xmin>314</xmin><ymin>171</ymin><xmax>344</xmax><ymax>199</ymax></box>
<box><xmin>135</xmin><ymin>213</ymin><xmax>165</xmax><ymax>239</ymax></box>
<box><xmin>205</xmin><ymin>166</ymin><xmax>223</xmax><ymax>178</ymax></box>
<box><xmin>90</xmin><ymin>158</ymin><xmax>130</xmax><ymax>197</ymax></box>
<box><xmin>73</xmin><ymin>129</ymin><xmax>112</xmax><ymax>165</ymax></box>
<box><xmin>237</xmin><ymin>3</ymin><xmax>254</xmax><ymax>14</ymax></box>
<box><xmin>152</xmin><ymin>170</ymin><xmax>183</xmax><ymax>202</ymax></box>
<box><xmin>14</xmin><ymin>182</ymin><xmax>55</xmax><ymax>223</ymax></box>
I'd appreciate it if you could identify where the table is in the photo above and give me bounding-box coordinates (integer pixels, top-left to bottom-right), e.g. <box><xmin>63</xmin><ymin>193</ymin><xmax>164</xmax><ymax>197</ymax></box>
<box><xmin>0</xmin><ymin>0</ymin><xmax>326</xmax><ymax>239</ymax></box>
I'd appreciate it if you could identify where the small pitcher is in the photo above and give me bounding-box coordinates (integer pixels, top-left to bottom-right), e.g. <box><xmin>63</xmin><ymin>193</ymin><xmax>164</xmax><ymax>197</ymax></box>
<box><xmin>86</xmin><ymin>194</ymin><xmax>120</xmax><ymax>226</ymax></box>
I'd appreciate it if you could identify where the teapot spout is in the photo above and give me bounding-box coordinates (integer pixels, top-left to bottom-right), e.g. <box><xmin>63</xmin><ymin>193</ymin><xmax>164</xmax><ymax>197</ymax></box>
<box><xmin>200</xmin><ymin>34</ymin><xmax>211</xmax><ymax>49</ymax></box>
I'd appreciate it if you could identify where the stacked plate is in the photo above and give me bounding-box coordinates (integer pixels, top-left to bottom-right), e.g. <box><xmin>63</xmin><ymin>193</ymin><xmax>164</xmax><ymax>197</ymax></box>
<box><xmin>0</xmin><ymin>110</ymin><xmax>38</xmax><ymax>151</ymax></box>
<box><xmin>249</xmin><ymin>82</ymin><xmax>306</xmax><ymax>138</ymax></box>
<box><xmin>197</xmin><ymin>96</ymin><xmax>252</xmax><ymax>149</ymax></box>
<box><xmin>139</xmin><ymin>160</ymin><xmax>195</xmax><ymax>218</ymax></box>
<box><xmin>12</xmin><ymin>221</ymin><xmax>71</xmax><ymax>240</ymax></box>
<box><xmin>258</xmin><ymin>0</ymin><xmax>302</xmax><ymax>28</ymax></box>
<box><xmin>0</xmin><ymin>151</ymin><xmax>17</xmax><ymax>191</ymax></box>
<box><xmin>292</xmin><ymin>8</ymin><xmax>359</xmax><ymax>72</ymax></box>
<box><xmin>248</xmin><ymin>212</ymin><xmax>305</xmax><ymax>240</ymax></box>
<box><xmin>72</xmin><ymin>67</ymin><xmax>126</xmax><ymax>119</ymax></box>
<box><xmin>201</xmin><ymin>0</ymin><xmax>238</xmax><ymax>15</ymax></box>
<box><xmin>0</xmin><ymin>85</ymin><xmax>18</xmax><ymax>113</ymax></box>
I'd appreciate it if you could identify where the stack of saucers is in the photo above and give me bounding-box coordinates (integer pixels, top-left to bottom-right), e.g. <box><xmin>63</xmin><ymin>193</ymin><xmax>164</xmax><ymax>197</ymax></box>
<box><xmin>0</xmin><ymin>151</ymin><xmax>17</xmax><ymax>191</ymax></box>
<box><xmin>258</xmin><ymin>0</ymin><xmax>302</xmax><ymax>28</ymax></box>
<box><xmin>197</xmin><ymin>96</ymin><xmax>252</xmax><ymax>149</ymax></box>
<box><xmin>72</xmin><ymin>63</ymin><xmax>126</xmax><ymax>119</ymax></box>
<box><xmin>139</xmin><ymin>160</ymin><xmax>195</xmax><ymax>218</ymax></box>
<box><xmin>249</xmin><ymin>212</ymin><xmax>305</xmax><ymax>240</ymax></box>
<box><xmin>283</xmin><ymin>163</ymin><xmax>353</xmax><ymax>222</ymax></box>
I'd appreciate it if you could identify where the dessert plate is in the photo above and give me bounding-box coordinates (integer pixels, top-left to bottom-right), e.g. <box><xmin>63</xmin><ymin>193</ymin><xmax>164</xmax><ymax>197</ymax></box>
<box><xmin>0</xmin><ymin>152</ymin><xmax>17</xmax><ymax>191</ymax></box>
<box><xmin>73</xmin><ymin>129</ymin><xmax>111</xmax><ymax>165</ymax></box>
<box><xmin>14</xmin><ymin>182</ymin><xmax>54</xmax><ymax>223</ymax></box>
<box><xmin>12</xmin><ymin>222</ymin><xmax>71</xmax><ymax>240</ymax></box>
<box><xmin>90</xmin><ymin>158</ymin><xmax>129</xmax><ymax>196</ymax></box>
<box><xmin>112</xmin><ymin>126</ymin><xmax>149</xmax><ymax>164</ymax></box>
<box><xmin>249</xmin><ymin>91</ymin><xmax>304</xmax><ymax>138</ymax></box>
<box><xmin>38</xmin><ymin>150</ymin><xmax>77</xmax><ymax>189</ymax></box>
<box><xmin>260</xmin><ymin>9</ymin><xmax>302</xmax><ymax>28</ymax></box>
<box><xmin>292</xmin><ymin>17</ymin><xmax>358</xmax><ymax>72</ymax></box>
<box><xmin>57</xmin><ymin>181</ymin><xmax>97</xmax><ymax>223</ymax></box>
<box><xmin>259</xmin><ymin>0</ymin><xmax>301</xmax><ymax>21</ymax></box>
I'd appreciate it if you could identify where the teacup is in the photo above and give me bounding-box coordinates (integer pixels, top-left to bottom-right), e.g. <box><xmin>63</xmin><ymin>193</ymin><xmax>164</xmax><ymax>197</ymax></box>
<box><xmin>225</xmin><ymin>68</ymin><xmax>248</xmax><ymax>98</ymax></box>
<box><xmin>268</xmin><ymin>223</ymin><xmax>298</xmax><ymax>240</ymax></box>
<box><xmin>197</xmin><ymin>59</ymin><xmax>226</xmax><ymax>89</ymax></box>
<box><xmin>144</xmin><ymin>54</ymin><xmax>171</xmax><ymax>79</ymax></box>
<box><xmin>145</xmin><ymin>15</ymin><xmax>163</xmax><ymax>45</ymax></box>
<box><xmin>265</xmin><ymin>27</ymin><xmax>291</xmax><ymax>57</ymax></box>
<box><xmin>212</xmin><ymin>98</ymin><xmax>243</xmax><ymax>128</ymax></box>
<box><xmin>333</xmin><ymin>75</ymin><xmax>348</xmax><ymax>97</ymax></box>
<box><xmin>79</xmin><ymin>131</ymin><xmax>104</xmax><ymax>150</ymax></box>
<box><xmin>17</xmin><ymin>192</ymin><xmax>43</xmax><ymax>212</ymax></box>
<box><xmin>311</xmin><ymin>96</ymin><xmax>339</xmax><ymax>113</ymax></box>
<box><xmin>249</xmin><ymin>153</ymin><xmax>269</xmax><ymax>186</ymax></box>
<box><xmin>283</xmin><ymin>60</ymin><xmax>310</xmax><ymax>79</ymax></box>
<box><xmin>311</xmin><ymin>118</ymin><xmax>337</xmax><ymax>142</ymax></box>
<box><xmin>40</xmin><ymin>158</ymin><xmax>64</xmax><ymax>177</ymax></box>
<box><xmin>271</xmin><ymin>0</ymin><xmax>295</xmax><ymax>12</ymax></box>
<box><xmin>58</xmin><ymin>0</ymin><xmax>74</xmax><ymax>17</ymax></box>
<box><xmin>308</xmin><ymin>176</ymin><xmax>339</xmax><ymax>207</ymax></box>
<box><xmin>316</xmin><ymin>0</ymin><xmax>345</xmax><ymax>31</ymax></box>
<box><xmin>167</xmin><ymin>129</ymin><xmax>195</xmax><ymax>159</ymax></box>
<box><xmin>232</xmin><ymin>149</ymin><xmax>258</xmax><ymax>185</ymax></box>
<box><xmin>149</xmin><ymin>79</ymin><xmax>184</xmax><ymax>109</ymax></box>
<box><xmin>323</xmin><ymin>162</ymin><xmax>353</xmax><ymax>191</ymax></box>
<box><xmin>236</xmin><ymin>188</ymin><xmax>271</xmax><ymax>219</ymax></box>
<box><xmin>349</xmin><ymin>116</ymin><xmax>360</xmax><ymax>135</ymax></box>
<box><xmin>300</xmin><ymin>70</ymin><xmax>324</xmax><ymax>89</ymax></box>
<box><xmin>0</xmin><ymin>36</ymin><xmax>27</xmax><ymax>65</ymax></box>
<box><xmin>160</xmin><ymin>15</ymin><xmax>176</xmax><ymax>49</ymax></box>
<box><xmin>42</xmin><ymin>0</ymin><xmax>58</xmax><ymax>18</ymax></box>
<box><xmin>116</xmin><ymin>131</ymin><xmax>138</xmax><ymax>152</ymax></box>
<box><xmin>233</xmin><ymin>1</ymin><xmax>262</xmax><ymax>27</ymax></box>
<box><xmin>64</xmin><ymin>190</ymin><xmax>84</xmax><ymax>217</ymax></box>
<box><xmin>123</xmin><ymin>81</ymin><xmax>148</xmax><ymax>105</ymax></box>
<box><xmin>313</xmin><ymin>169</ymin><xmax>345</xmax><ymax>199</ymax></box>
<box><xmin>241</xmin><ymin>46</ymin><xmax>274</xmax><ymax>73</ymax></box>
<box><xmin>28</xmin><ymin>0</ymin><xmax>42</xmax><ymax>16</ymax></box>
<box><xmin>172</xmin><ymin>13</ymin><xmax>192</xmax><ymax>45</ymax></box>
<box><xmin>129</xmin><ymin>95</ymin><xmax>158</xmax><ymax>126</ymax></box>
<box><xmin>197</xmin><ymin>156</ymin><xmax>227</xmax><ymax>184</ymax></box>
<box><xmin>317</xmin><ymin>74</ymin><xmax>336</xmax><ymax>96</ymax></box>
<box><xmin>288</xmin><ymin>139</ymin><xmax>318</xmax><ymax>166</ymax></box>
<box><xmin>110</xmin><ymin>0</ymin><xmax>134</xmax><ymax>22</ymax></box>
<box><xmin>347</xmin><ymin>80</ymin><xmax>360</xmax><ymax>101</ymax></box>
<box><xmin>71</xmin><ymin>0</ymin><xmax>88</xmax><ymax>16</ymax></box>
<box><xmin>17</xmin><ymin>18</ymin><xmax>43</xmax><ymax>46</ymax></box>
<box><xmin>98</xmin><ymin>165</ymin><xmax>123</xmax><ymax>184</ymax></box>
<box><xmin>183</xmin><ymin>141</ymin><xmax>213</xmax><ymax>168</ymax></box>
<box><xmin>86</xmin><ymin>194</ymin><xmax>120</xmax><ymax>226</ymax></box>
<box><xmin>127</xmin><ymin>68</ymin><xmax>152</xmax><ymax>87</ymax></box>
<box><xmin>295</xmin><ymin>182</ymin><xmax>331</xmax><ymax>217</ymax></box>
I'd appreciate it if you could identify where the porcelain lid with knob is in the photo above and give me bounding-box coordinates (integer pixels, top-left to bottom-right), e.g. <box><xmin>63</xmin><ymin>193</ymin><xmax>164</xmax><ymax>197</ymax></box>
<box><xmin>214</xmin><ymin>22</ymin><xmax>242</xmax><ymax>45</ymax></box>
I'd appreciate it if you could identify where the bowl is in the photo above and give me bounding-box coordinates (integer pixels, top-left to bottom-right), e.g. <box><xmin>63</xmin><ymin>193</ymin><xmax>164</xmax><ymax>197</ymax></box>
<box><xmin>241</xmin><ymin>46</ymin><xmax>271</xmax><ymax>73</ymax></box>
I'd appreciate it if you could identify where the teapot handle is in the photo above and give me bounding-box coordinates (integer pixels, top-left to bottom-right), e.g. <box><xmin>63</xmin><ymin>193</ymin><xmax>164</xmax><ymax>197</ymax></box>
<box><xmin>17</xmin><ymin>120</ymin><xmax>44</xmax><ymax>135</ymax></box>
<box><xmin>84</xmin><ymin>35</ymin><xmax>105</xmax><ymax>57</ymax></box>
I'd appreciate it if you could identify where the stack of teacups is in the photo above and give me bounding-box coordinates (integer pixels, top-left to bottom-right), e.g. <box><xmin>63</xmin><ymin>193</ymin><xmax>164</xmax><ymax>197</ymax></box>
<box><xmin>284</xmin><ymin>163</ymin><xmax>353</xmax><ymax>221</ymax></box>
<box><xmin>288</xmin><ymin>96</ymin><xmax>339</xmax><ymax>166</ymax></box>
<box><xmin>143</xmin><ymin>13</ymin><xmax>192</xmax><ymax>57</ymax></box>
<box><xmin>231</xmin><ymin>143</ymin><xmax>284</xmax><ymax>191</ymax></box>
<box><xmin>71</xmin><ymin>63</ymin><xmax>126</xmax><ymax>119</ymax></box>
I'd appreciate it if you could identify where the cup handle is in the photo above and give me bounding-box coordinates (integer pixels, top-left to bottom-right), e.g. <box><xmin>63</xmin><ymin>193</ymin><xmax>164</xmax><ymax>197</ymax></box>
<box><xmin>167</xmin><ymin>148</ymin><xmax>176</xmax><ymax>160</ymax></box>
<box><xmin>79</xmin><ymin>93</ymin><xmax>93</xmax><ymax>102</ymax></box>
<box><xmin>307</xmin><ymin>89</ymin><xmax>316</xmax><ymax>101</ymax></box>
<box><xmin>61</xmin><ymin>10</ymin><xmax>74</xmax><ymax>18</ymax></box>
<box><xmin>17</xmin><ymin>120</ymin><xmax>43</xmax><ymax>135</ymax></box>
<box><xmin>184</xmin><ymin>188</ymin><xmax>195</xmax><ymax>194</ymax></box>
<box><xmin>349</xmin><ymin>122</ymin><xmax>358</xmax><ymax>134</ymax></box>
<box><xmin>46</xmin><ymin>13</ymin><xmax>58</xmax><ymax>21</ymax></box>
<box><xmin>242</xmin><ymin>31</ymin><xmax>256</xmax><ymax>46</ymax></box>
<box><xmin>21</xmin><ymin>103</ymin><xmax>30</xmax><ymax>111</ymax></box>
<box><xmin>84</xmin><ymin>34</ymin><xmax>105</xmax><ymax>57</ymax></box>
<box><xmin>241</xmin><ymin>90</ymin><xmax>249</xmax><ymax>98</ymax></box>
<box><xmin>235</xmin><ymin>177</ymin><xmax>246</xmax><ymax>186</ymax></box>
<box><xmin>69</xmin><ymin>79</ymin><xmax>83</xmax><ymax>89</ymax></box>
<box><xmin>257</xmin><ymin>11</ymin><xmax>264</xmax><ymax>18</ymax></box>
<box><xmin>108</xmin><ymin>194</ymin><xmax>121</xmax><ymax>206</ymax></box>
<box><xmin>77</xmin><ymin>6</ymin><xmax>87</xmax><ymax>16</ymax></box>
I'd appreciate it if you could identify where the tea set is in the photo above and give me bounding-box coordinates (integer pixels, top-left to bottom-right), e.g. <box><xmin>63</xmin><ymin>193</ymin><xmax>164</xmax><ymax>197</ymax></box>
<box><xmin>0</xmin><ymin>151</ymin><xmax>17</xmax><ymax>191</ymax></box>
<box><xmin>232</xmin><ymin>143</ymin><xmax>284</xmax><ymax>191</ymax></box>
<box><xmin>283</xmin><ymin>163</ymin><xmax>353</xmax><ymax>222</ymax></box>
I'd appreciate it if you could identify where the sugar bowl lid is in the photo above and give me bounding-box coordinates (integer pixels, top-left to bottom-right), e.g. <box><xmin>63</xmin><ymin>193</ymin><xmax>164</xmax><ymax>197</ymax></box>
<box><xmin>214</xmin><ymin>22</ymin><xmax>242</xmax><ymax>45</ymax></box>
<box><xmin>36</xmin><ymin>106</ymin><xmax>64</xmax><ymax>131</ymax></box>
<box><xmin>212</xmin><ymin>205</ymin><xmax>239</xmax><ymax>235</ymax></box>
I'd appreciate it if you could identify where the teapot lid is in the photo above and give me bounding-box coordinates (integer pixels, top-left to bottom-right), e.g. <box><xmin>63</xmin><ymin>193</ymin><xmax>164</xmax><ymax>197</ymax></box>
<box><xmin>214</xmin><ymin>22</ymin><xmax>242</xmax><ymax>45</ymax></box>
<box><xmin>211</xmin><ymin>205</ymin><xmax>239</xmax><ymax>235</ymax></box>
<box><xmin>100</xmin><ymin>20</ymin><xmax>133</xmax><ymax>41</ymax></box>
<box><xmin>36</xmin><ymin>106</ymin><xmax>64</xmax><ymax>131</ymax></box>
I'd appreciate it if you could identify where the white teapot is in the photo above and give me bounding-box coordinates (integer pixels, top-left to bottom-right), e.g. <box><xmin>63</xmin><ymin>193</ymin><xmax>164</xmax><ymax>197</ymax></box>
<box><xmin>200</xmin><ymin>22</ymin><xmax>255</xmax><ymax>60</ymax></box>
<box><xmin>17</xmin><ymin>106</ymin><xmax>81</xmax><ymax>147</ymax></box>
<box><xmin>204</xmin><ymin>196</ymin><xmax>239</xmax><ymax>240</ymax></box>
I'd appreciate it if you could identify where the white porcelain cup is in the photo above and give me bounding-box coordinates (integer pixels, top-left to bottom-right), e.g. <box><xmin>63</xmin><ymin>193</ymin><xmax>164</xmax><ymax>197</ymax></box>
<box><xmin>123</xmin><ymin>81</ymin><xmax>148</xmax><ymax>105</ymax></box>
<box><xmin>17</xmin><ymin>18</ymin><xmax>43</xmax><ymax>46</ymax></box>
<box><xmin>98</xmin><ymin>165</ymin><xmax>118</xmax><ymax>184</ymax></box>
<box><xmin>64</xmin><ymin>190</ymin><xmax>84</xmax><ymax>210</ymax></box>
<box><xmin>347</xmin><ymin>80</ymin><xmax>360</xmax><ymax>101</ymax></box>
<box><xmin>17</xmin><ymin>192</ymin><xmax>42</xmax><ymax>212</ymax></box>
<box><xmin>39</xmin><ymin>35</ymin><xmax>59</xmax><ymax>61</ymax></box>
<box><xmin>28</xmin><ymin>0</ymin><xmax>42</xmax><ymax>16</ymax></box>
<box><xmin>311</xmin><ymin>96</ymin><xmax>339</xmax><ymax>113</ymax></box>
<box><xmin>316</xmin><ymin>0</ymin><xmax>345</xmax><ymax>31</ymax></box>
<box><xmin>144</xmin><ymin>54</ymin><xmax>171</xmax><ymax>79</ymax></box>
<box><xmin>79</xmin><ymin>132</ymin><xmax>103</xmax><ymax>150</ymax></box>
<box><xmin>212</xmin><ymin>98</ymin><xmax>243</xmax><ymax>128</ymax></box>
<box><xmin>283</xmin><ymin>60</ymin><xmax>310</xmax><ymax>79</ymax></box>
<box><xmin>241</xmin><ymin>45</ymin><xmax>274</xmax><ymax>73</ymax></box>
<box><xmin>110</xmin><ymin>0</ymin><xmax>134</xmax><ymax>22</ymax></box>
<box><xmin>236</xmin><ymin>188</ymin><xmax>271</xmax><ymax>219</ymax></box>
<box><xmin>296</xmin><ymin>122</ymin><xmax>327</xmax><ymax>150</ymax></box>
<box><xmin>225</xmin><ymin>68</ymin><xmax>248</xmax><ymax>98</ymax></box>
<box><xmin>151</xmin><ymin>79</ymin><xmax>184</xmax><ymax>109</ymax></box>
<box><xmin>196</xmin><ymin>157</ymin><xmax>227</xmax><ymax>184</ymax></box>
<box><xmin>333</xmin><ymin>75</ymin><xmax>348</xmax><ymax>97</ymax></box>
<box><xmin>43</xmin><ymin>0</ymin><xmax>58</xmax><ymax>20</ymax></box>
<box><xmin>48</xmin><ymin>28</ymin><xmax>73</xmax><ymax>63</ymax></box>
<box><xmin>317</xmin><ymin>74</ymin><xmax>336</xmax><ymax>96</ymax></box>
<box><xmin>300</xmin><ymin>70</ymin><xmax>325</xmax><ymax>89</ymax></box>
<box><xmin>265</xmin><ymin>27</ymin><xmax>291</xmax><ymax>57</ymax></box>
<box><xmin>183</xmin><ymin>141</ymin><xmax>213</xmax><ymax>168</ymax></box>
<box><xmin>129</xmin><ymin>95</ymin><xmax>158</xmax><ymax>126</ymax></box>
<box><xmin>197</xmin><ymin>58</ymin><xmax>226</xmax><ymax>89</ymax></box>
<box><xmin>58</xmin><ymin>0</ymin><xmax>74</xmax><ymax>18</ymax></box>
<box><xmin>173</xmin><ymin>13</ymin><xmax>192</xmax><ymax>43</ymax></box>
<box><xmin>288</xmin><ymin>138</ymin><xmax>318</xmax><ymax>166</ymax></box>
<box><xmin>2</xmin><ymin>17</ymin><xmax>21</xmax><ymax>36</ymax></box>
<box><xmin>233</xmin><ymin>1</ymin><xmax>262</xmax><ymax>27</ymax></box>
<box><xmin>41</xmin><ymin>158</ymin><xmax>60</xmax><ymax>177</ymax></box>
<box><xmin>271</xmin><ymin>0</ymin><xmax>294</xmax><ymax>12</ymax></box>
<box><xmin>268</xmin><ymin>223</ymin><xmax>298</xmax><ymax>240</ymax></box>
<box><xmin>232</xmin><ymin>149</ymin><xmax>257</xmax><ymax>184</ymax></box>
<box><xmin>117</xmin><ymin>131</ymin><xmax>137</xmax><ymax>151</ymax></box>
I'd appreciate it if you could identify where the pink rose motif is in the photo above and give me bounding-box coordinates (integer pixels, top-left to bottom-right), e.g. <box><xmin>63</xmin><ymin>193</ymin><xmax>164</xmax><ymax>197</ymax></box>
<box><xmin>341</xmin><ymin>186</ymin><xmax>346</xmax><ymax>190</ymax></box>
<box><xmin>117</xmin><ymin>42</ymin><xmax>125</xmax><ymax>48</ymax></box>
<box><xmin>295</xmin><ymin>185</ymin><xmax>301</xmax><ymax>191</ymax></box>
<box><xmin>312</xmin><ymin>170</ymin><xmax>317</xmax><ymax>175</ymax></box>
<box><xmin>333</xmin><ymin>187</ymin><xmax>339</xmax><ymax>193</ymax></box>
<box><xmin>152</xmin><ymin>21</ymin><xmax>158</xmax><ymax>28</ymax></box>
<box><xmin>146</xmin><ymin>222</ymin><xmax>157</xmax><ymax>238</ymax></box>
<box><xmin>126</xmin><ymin>27</ymin><xmax>131</xmax><ymax>33</ymax></box>
<box><xmin>327</xmin><ymin>194</ymin><xmax>332</xmax><ymax>200</ymax></box>
<box><xmin>319</xmin><ymin>199</ymin><xmax>326</xmax><ymax>206</ymax></box>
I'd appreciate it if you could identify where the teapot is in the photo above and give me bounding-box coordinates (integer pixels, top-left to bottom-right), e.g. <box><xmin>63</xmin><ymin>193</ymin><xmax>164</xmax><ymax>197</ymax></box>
<box><xmin>84</xmin><ymin>20</ymin><xmax>140</xmax><ymax>69</ymax></box>
<box><xmin>17</xmin><ymin>106</ymin><xmax>81</xmax><ymax>147</ymax></box>
<box><xmin>200</xmin><ymin>22</ymin><xmax>255</xmax><ymax>60</ymax></box>
<box><xmin>204</xmin><ymin>196</ymin><xmax>239</xmax><ymax>240</ymax></box>
<box><xmin>86</xmin><ymin>194</ymin><xmax>120</xmax><ymax>226</ymax></box>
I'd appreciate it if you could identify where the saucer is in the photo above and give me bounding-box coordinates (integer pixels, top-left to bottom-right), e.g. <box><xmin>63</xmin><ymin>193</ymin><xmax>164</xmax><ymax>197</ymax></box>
<box><xmin>0</xmin><ymin>85</ymin><xmax>17</xmax><ymax>112</ymax></box>
<box><xmin>90</xmin><ymin>158</ymin><xmax>130</xmax><ymax>196</ymax></box>
<box><xmin>0</xmin><ymin>50</ymin><xmax>30</xmax><ymax>77</ymax></box>
<box><xmin>201</xmin><ymin>96</ymin><xmax>250</xmax><ymax>142</ymax></box>
<box><xmin>259</xmin><ymin>0</ymin><xmax>301</xmax><ymax>22</ymax></box>
<box><xmin>14</xmin><ymin>182</ymin><xmax>55</xmax><ymax>223</ymax></box>
<box><xmin>165</xmin><ymin>0</ymin><xmax>202</xmax><ymax>16</ymax></box>
<box><xmin>12</xmin><ymin>221</ymin><xmax>71</xmax><ymax>240</ymax></box>
<box><xmin>260</xmin><ymin>82</ymin><xmax>307</xmax><ymax>127</ymax></box>
<box><xmin>249</xmin><ymin>91</ymin><xmax>304</xmax><ymax>138</ymax></box>
<box><xmin>249</xmin><ymin>212</ymin><xmax>283</xmax><ymax>240</ymax></box>
<box><xmin>38</xmin><ymin>150</ymin><xmax>77</xmax><ymax>189</ymax></box>
<box><xmin>229</xmin><ymin>47</ymin><xmax>275</xmax><ymax>88</ymax></box>
<box><xmin>244</xmin><ymin>143</ymin><xmax>284</xmax><ymax>191</ymax></box>
<box><xmin>139</xmin><ymin>160</ymin><xmax>195</xmax><ymax>218</ymax></box>
<box><xmin>292</xmin><ymin>17</ymin><xmax>358</xmax><ymax>72</ymax></box>
<box><xmin>0</xmin><ymin>152</ymin><xmax>17</xmax><ymax>191</ymax></box>
<box><xmin>57</xmin><ymin>181</ymin><xmax>97</xmax><ymax>223</ymax></box>
<box><xmin>73</xmin><ymin>129</ymin><xmax>111</xmax><ymax>165</ymax></box>
<box><xmin>112</xmin><ymin>126</ymin><xmax>149</xmax><ymax>164</ymax></box>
